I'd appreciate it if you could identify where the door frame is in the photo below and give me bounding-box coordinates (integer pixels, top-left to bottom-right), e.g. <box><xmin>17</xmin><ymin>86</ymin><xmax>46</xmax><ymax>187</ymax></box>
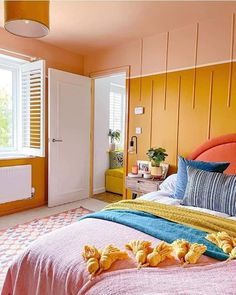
<box><xmin>89</xmin><ymin>66</ymin><xmax>130</xmax><ymax>199</ymax></box>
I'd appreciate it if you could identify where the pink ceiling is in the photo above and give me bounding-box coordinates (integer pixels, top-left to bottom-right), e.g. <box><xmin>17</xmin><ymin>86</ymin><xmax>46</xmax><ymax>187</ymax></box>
<box><xmin>1</xmin><ymin>1</ymin><xmax>236</xmax><ymax>55</ymax></box>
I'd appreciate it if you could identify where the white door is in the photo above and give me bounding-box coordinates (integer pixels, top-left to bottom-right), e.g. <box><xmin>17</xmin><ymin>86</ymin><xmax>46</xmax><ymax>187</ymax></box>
<box><xmin>48</xmin><ymin>69</ymin><xmax>91</xmax><ymax>207</ymax></box>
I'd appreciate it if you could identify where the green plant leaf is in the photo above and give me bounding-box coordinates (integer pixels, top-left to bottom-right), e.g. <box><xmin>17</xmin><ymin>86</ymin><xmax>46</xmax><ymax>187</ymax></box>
<box><xmin>146</xmin><ymin>147</ymin><xmax>168</xmax><ymax>166</ymax></box>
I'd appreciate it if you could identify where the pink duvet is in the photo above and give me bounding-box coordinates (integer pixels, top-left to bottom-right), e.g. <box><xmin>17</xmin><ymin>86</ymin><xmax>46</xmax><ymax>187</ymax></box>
<box><xmin>2</xmin><ymin>218</ymin><xmax>236</xmax><ymax>295</ymax></box>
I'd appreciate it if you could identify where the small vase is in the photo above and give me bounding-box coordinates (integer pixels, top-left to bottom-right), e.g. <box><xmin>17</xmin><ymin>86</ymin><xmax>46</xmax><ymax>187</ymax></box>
<box><xmin>109</xmin><ymin>143</ymin><xmax>116</xmax><ymax>151</ymax></box>
<box><xmin>151</xmin><ymin>166</ymin><xmax>163</xmax><ymax>179</ymax></box>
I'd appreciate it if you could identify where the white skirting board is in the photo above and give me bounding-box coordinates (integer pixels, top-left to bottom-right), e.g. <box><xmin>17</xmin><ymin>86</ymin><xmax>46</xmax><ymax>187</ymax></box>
<box><xmin>93</xmin><ymin>187</ymin><xmax>106</xmax><ymax>195</ymax></box>
<box><xmin>0</xmin><ymin>165</ymin><xmax>32</xmax><ymax>204</ymax></box>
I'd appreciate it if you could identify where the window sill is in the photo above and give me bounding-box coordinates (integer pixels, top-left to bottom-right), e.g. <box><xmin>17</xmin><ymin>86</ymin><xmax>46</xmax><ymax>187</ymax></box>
<box><xmin>0</xmin><ymin>153</ymin><xmax>35</xmax><ymax>160</ymax></box>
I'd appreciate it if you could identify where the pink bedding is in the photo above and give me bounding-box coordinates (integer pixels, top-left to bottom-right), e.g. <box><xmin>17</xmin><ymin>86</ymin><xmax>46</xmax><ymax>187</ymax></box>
<box><xmin>2</xmin><ymin>218</ymin><xmax>235</xmax><ymax>295</ymax></box>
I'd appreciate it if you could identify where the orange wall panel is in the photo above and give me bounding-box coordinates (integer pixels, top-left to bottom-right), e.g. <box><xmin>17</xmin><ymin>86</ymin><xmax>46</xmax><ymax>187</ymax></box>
<box><xmin>128</xmin><ymin>62</ymin><xmax>236</xmax><ymax>175</ymax></box>
<box><xmin>164</xmin><ymin>73</ymin><xmax>181</xmax><ymax>168</ymax></box>
<box><xmin>210</xmin><ymin>63</ymin><xmax>236</xmax><ymax>137</ymax></box>
<box><xmin>138</xmin><ymin>76</ymin><xmax>153</xmax><ymax>159</ymax></box>
<box><xmin>151</xmin><ymin>73</ymin><xmax>180</xmax><ymax>173</ymax></box>
<box><xmin>178</xmin><ymin>68</ymin><xmax>209</xmax><ymax>157</ymax></box>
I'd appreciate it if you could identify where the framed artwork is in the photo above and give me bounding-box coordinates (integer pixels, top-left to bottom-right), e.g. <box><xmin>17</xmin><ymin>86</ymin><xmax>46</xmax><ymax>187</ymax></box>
<box><xmin>137</xmin><ymin>161</ymin><xmax>169</xmax><ymax>179</ymax></box>
<box><xmin>137</xmin><ymin>160</ymin><xmax>151</xmax><ymax>174</ymax></box>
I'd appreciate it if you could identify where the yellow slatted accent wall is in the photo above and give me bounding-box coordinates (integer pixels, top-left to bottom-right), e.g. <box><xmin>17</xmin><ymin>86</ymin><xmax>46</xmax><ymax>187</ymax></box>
<box><xmin>127</xmin><ymin>62</ymin><xmax>236</xmax><ymax>176</ymax></box>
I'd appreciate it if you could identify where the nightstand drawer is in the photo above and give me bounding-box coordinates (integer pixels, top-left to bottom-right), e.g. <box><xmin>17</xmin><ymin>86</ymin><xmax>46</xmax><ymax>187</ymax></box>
<box><xmin>125</xmin><ymin>176</ymin><xmax>163</xmax><ymax>197</ymax></box>
<box><xmin>137</xmin><ymin>180</ymin><xmax>159</xmax><ymax>193</ymax></box>
<box><xmin>126</xmin><ymin>178</ymin><xmax>138</xmax><ymax>191</ymax></box>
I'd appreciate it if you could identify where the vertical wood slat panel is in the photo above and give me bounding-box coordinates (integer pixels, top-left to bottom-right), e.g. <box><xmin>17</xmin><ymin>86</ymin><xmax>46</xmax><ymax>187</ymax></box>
<box><xmin>227</xmin><ymin>13</ymin><xmax>235</xmax><ymax>108</ymax></box>
<box><xmin>178</xmin><ymin>68</ymin><xmax>209</xmax><ymax>158</ymax></box>
<box><xmin>153</xmin><ymin>72</ymin><xmax>180</xmax><ymax>174</ymax></box>
<box><xmin>192</xmin><ymin>23</ymin><xmax>199</xmax><ymax>109</ymax></box>
<box><xmin>149</xmin><ymin>79</ymin><xmax>154</xmax><ymax>148</ymax></box>
<box><xmin>210</xmin><ymin>63</ymin><xmax>236</xmax><ymax>138</ymax></box>
<box><xmin>137</xmin><ymin>76</ymin><xmax>153</xmax><ymax>159</ymax></box>
<box><xmin>163</xmin><ymin>32</ymin><xmax>169</xmax><ymax>110</ymax></box>
<box><xmin>176</xmin><ymin>76</ymin><xmax>181</xmax><ymax>166</ymax></box>
<box><xmin>151</xmin><ymin>73</ymin><xmax>165</xmax><ymax>146</ymax></box>
<box><xmin>207</xmin><ymin>71</ymin><xmax>214</xmax><ymax>139</ymax></box>
<box><xmin>139</xmin><ymin>38</ymin><xmax>143</xmax><ymax>102</ymax></box>
<box><xmin>128</xmin><ymin>61</ymin><xmax>236</xmax><ymax>173</ymax></box>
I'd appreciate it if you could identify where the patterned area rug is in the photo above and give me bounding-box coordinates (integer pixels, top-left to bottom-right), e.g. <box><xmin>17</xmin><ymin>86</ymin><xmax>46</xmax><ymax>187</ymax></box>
<box><xmin>0</xmin><ymin>207</ymin><xmax>92</xmax><ymax>290</ymax></box>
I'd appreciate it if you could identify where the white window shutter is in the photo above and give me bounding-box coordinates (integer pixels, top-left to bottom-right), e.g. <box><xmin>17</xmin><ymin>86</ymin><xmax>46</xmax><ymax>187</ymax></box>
<box><xmin>20</xmin><ymin>60</ymin><xmax>45</xmax><ymax>157</ymax></box>
<box><xmin>109</xmin><ymin>84</ymin><xmax>125</xmax><ymax>148</ymax></box>
<box><xmin>109</xmin><ymin>91</ymin><xmax>123</xmax><ymax>131</ymax></box>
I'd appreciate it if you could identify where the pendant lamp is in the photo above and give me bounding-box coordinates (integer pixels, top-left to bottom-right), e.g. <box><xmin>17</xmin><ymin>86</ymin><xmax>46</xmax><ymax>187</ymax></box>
<box><xmin>4</xmin><ymin>0</ymin><xmax>50</xmax><ymax>38</ymax></box>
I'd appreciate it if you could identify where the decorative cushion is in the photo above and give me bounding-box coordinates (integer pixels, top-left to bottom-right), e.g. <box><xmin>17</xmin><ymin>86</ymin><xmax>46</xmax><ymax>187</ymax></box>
<box><xmin>159</xmin><ymin>174</ymin><xmax>177</xmax><ymax>195</ymax></box>
<box><xmin>109</xmin><ymin>151</ymin><xmax>123</xmax><ymax>169</ymax></box>
<box><xmin>105</xmin><ymin>167</ymin><xmax>124</xmax><ymax>178</ymax></box>
<box><xmin>182</xmin><ymin>166</ymin><xmax>236</xmax><ymax>216</ymax></box>
<box><xmin>173</xmin><ymin>156</ymin><xmax>229</xmax><ymax>199</ymax></box>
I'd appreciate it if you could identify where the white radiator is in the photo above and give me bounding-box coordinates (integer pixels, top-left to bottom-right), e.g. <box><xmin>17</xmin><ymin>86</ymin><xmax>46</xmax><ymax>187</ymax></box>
<box><xmin>0</xmin><ymin>165</ymin><xmax>32</xmax><ymax>204</ymax></box>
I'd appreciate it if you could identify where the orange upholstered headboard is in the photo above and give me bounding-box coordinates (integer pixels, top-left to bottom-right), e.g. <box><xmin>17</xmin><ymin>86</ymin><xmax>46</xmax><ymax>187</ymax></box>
<box><xmin>187</xmin><ymin>134</ymin><xmax>236</xmax><ymax>175</ymax></box>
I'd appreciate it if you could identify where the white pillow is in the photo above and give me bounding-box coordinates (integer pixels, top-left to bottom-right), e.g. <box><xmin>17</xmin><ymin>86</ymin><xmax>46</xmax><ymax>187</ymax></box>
<box><xmin>140</xmin><ymin>190</ymin><xmax>181</xmax><ymax>205</ymax></box>
<box><xmin>159</xmin><ymin>173</ymin><xmax>177</xmax><ymax>195</ymax></box>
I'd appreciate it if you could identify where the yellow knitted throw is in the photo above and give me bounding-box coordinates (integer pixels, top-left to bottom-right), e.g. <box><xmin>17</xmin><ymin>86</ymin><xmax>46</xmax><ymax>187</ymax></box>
<box><xmin>104</xmin><ymin>199</ymin><xmax>236</xmax><ymax>237</ymax></box>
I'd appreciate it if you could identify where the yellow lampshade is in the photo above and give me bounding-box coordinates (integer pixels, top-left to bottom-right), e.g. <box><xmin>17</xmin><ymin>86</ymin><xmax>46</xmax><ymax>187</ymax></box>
<box><xmin>4</xmin><ymin>0</ymin><xmax>50</xmax><ymax>38</ymax></box>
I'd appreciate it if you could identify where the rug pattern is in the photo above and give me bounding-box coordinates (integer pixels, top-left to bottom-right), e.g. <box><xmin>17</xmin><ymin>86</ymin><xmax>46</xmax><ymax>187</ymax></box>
<box><xmin>0</xmin><ymin>207</ymin><xmax>91</xmax><ymax>289</ymax></box>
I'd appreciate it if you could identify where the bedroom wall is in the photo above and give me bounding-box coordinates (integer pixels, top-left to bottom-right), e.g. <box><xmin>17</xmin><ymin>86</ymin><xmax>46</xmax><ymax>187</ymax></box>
<box><xmin>93</xmin><ymin>77</ymin><xmax>110</xmax><ymax>194</ymax></box>
<box><xmin>0</xmin><ymin>28</ymin><xmax>84</xmax><ymax>216</ymax></box>
<box><xmin>84</xmin><ymin>14</ymin><xmax>236</xmax><ymax>175</ymax></box>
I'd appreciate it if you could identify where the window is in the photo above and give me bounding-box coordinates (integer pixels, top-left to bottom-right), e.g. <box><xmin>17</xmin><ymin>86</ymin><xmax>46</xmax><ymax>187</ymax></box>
<box><xmin>0</xmin><ymin>66</ymin><xmax>16</xmax><ymax>151</ymax></box>
<box><xmin>0</xmin><ymin>55</ymin><xmax>45</xmax><ymax>158</ymax></box>
<box><xmin>109</xmin><ymin>83</ymin><xmax>125</xmax><ymax>148</ymax></box>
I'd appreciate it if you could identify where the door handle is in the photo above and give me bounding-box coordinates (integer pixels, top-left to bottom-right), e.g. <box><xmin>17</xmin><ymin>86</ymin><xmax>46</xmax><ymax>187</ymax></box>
<box><xmin>52</xmin><ymin>138</ymin><xmax>63</xmax><ymax>143</ymax></box>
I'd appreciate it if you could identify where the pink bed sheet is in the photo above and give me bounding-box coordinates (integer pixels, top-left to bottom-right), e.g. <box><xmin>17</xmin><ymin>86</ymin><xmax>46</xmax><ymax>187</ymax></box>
<box><xmin>2</xmin><ymin>218</ymin><xmax>235</xmax><ymax>295</ymax></box>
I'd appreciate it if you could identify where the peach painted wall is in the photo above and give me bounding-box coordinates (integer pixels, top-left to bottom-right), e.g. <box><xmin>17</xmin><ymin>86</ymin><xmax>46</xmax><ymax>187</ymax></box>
<box><xmin>84</xmin><ymin>15</ymin><xmax>235</xmax><ymax>77</ymax></box>
<box><xmin>0</xmin><ymin>28</ymin><xmax>84</xmax><ymax>74</ymax></box>
<box><xmin>0</xmin><ymin>28</ymin><xmax>84</xmax><ymax>216</ymax></box>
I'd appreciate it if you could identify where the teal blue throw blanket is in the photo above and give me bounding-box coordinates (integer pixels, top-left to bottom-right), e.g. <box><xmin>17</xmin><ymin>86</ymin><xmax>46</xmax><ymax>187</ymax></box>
<box><xmin>81</xmin><ymin>210</ymin><xmax>228</xmax><ymax>260</ymax></box>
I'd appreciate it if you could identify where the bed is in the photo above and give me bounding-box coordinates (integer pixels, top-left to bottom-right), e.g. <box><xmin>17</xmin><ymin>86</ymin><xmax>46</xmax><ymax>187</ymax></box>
<box><xmin>2</xmin><ymin>134</ymin><xmax>236</xmax><ymax>295</ymax></box>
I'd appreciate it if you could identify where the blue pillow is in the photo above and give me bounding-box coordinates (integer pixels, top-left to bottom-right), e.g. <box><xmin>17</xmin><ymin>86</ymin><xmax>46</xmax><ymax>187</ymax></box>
<box><xmin>173</xmin><ymin>156</ymin><xmax>229</xmax><ymax>200</ymax></box>
<box><xmin>182</xmin><ymin>166</ymin><xmax>236</xmax><ymax>216</ymax></box>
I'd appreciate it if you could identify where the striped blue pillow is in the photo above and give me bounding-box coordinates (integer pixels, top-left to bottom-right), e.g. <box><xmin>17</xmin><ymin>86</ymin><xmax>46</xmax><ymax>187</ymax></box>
<box><xmin>182</xmin><ymin>167</ymin><xmax>236</xmax><ymax>216</ymax></box>
<box><xmin>173</xmin><ymin>156</ymin><xmax>229</xmax><ymax>200</ymax></box>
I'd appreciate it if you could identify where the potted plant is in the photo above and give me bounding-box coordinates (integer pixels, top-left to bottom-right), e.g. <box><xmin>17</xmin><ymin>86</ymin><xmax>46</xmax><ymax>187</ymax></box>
<box><xmin>108</xmin><ymin>129</ymin><xmax>120</xmax><ymax>151</ymax></box>
<box><xmin>146</xmin><ymin>147</ymin><xmax>168</xmax><ymax>179</ymax></box>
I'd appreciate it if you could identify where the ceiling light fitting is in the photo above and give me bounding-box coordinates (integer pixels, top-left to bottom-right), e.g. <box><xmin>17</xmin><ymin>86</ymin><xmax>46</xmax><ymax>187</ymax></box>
<box><xmin>4</xmin><ymin>0</ymin><xmax>50</xmax><ymax>38</ymax></box>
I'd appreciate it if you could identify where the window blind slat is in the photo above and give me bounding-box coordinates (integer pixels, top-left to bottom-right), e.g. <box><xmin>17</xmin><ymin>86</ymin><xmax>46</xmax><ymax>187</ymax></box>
<box><xmin>20</xmin><ymin>60</ymin><xmax>45</xmax><ymax>157</ymax></box>
<box><xmin>109</xmin><ymin>86</ymin><xmax>125</xmax><ymax>148</ymax></box>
